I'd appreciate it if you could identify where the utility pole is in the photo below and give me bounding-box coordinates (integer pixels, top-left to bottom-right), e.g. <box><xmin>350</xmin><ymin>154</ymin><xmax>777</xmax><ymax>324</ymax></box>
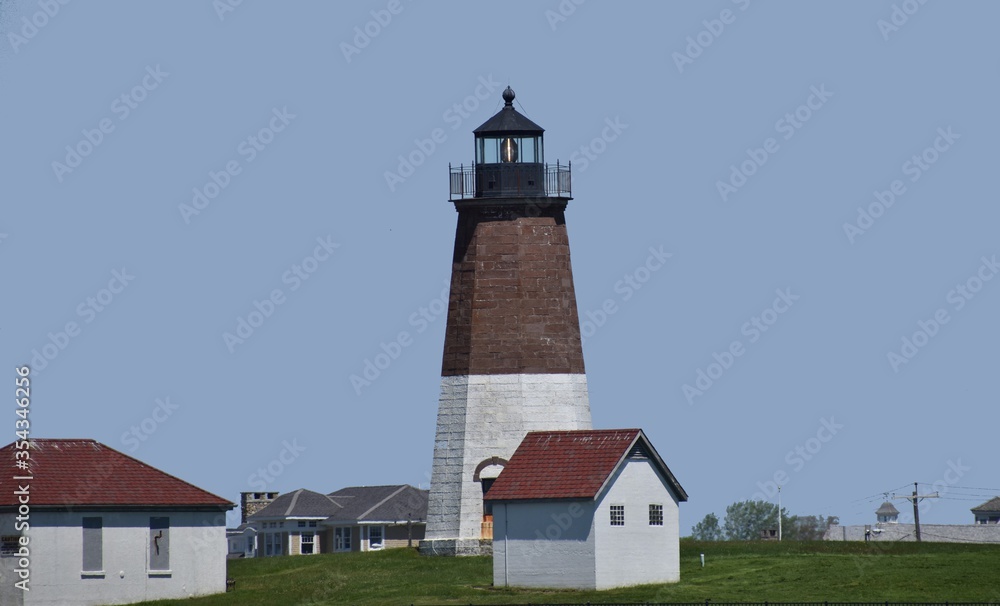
<box><xmin>778</xmin><ymin>485</ymin><xmax>782</xmax><ymax>542</ymax></box>
<box><xmin>895</xmin><ymin>482</ymin><xmax>939</xmax><ymax>542</ymax></box>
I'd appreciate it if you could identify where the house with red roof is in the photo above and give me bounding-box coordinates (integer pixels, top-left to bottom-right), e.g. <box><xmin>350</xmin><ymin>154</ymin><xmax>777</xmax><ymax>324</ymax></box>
<box><xmin>0</xmin><ymin>439</ymin><xmax>234</xmax><ymax>606</ymax></box>
<box><xmin>484</xmin><ymin>428</ymin><xmax>687</xmax><ymax>590</ymax></box>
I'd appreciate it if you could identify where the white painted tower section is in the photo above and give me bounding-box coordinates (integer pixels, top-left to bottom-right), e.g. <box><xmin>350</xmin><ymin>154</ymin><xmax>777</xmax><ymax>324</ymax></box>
<box><xmin>424</xmin><ymin>374</ymin><xmax>591</xmax><ymax>552</ymax></box>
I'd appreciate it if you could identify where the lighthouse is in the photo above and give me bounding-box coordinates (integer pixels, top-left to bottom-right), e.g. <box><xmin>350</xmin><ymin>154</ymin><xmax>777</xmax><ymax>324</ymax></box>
<box><xmin>421</xmin><ymin>87</ymin><xmax>593</xmax><ymax>556</ymax></box>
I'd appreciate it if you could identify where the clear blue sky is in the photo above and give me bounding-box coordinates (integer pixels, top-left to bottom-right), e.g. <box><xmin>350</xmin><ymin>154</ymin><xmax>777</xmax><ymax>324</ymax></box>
<box><xmin>2</xmin><ymin>0</ymin><xmax>997</xmax><ymax>532</ymax></box>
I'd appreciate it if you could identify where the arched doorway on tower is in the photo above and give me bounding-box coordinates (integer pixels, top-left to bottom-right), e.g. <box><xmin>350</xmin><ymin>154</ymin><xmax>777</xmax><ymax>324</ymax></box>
<box><xmin>473</xmin><ymin>457</ymin><xmax>507</xmax><ymax>540</ymax></box>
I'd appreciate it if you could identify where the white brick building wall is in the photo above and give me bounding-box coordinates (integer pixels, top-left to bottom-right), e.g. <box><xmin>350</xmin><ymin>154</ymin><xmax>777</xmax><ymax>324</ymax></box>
<box><xmin>424</xmin><ymin>373</ymin><xmax>591</xmax><ymax>551</ymax></box>
<box><xmin>825</xmin><ymin>522</ymin><xmax>1000</xmax><ymax>543</ymax></box>
<box><xmin>594</xmin><ymin>459</ymin><xmax>681</xmax><ymax>589</ymax></box>
<box><xmin>492</xmin><ymin>457</ymin><xmax>682</xmax><ymax>590</ymax></box>
<box><xmin>0</xmin><ymin>510</ymin><xmax>227</xmax><ymax>606</ymax></box>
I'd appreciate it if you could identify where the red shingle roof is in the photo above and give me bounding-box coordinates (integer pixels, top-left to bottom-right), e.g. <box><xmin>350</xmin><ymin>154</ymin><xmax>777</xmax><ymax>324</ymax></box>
<box><xmin>0</xmin><ymin>439</ymin><xmax>233</xmax><ymax>509</ymax></box>
<box><xmin>484</xmin><ymin>429</ymin><xmax>687</xmax><ymax>502</ymax></box>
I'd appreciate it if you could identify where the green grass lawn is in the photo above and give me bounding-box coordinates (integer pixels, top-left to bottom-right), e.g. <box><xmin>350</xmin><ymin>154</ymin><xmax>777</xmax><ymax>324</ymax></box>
<box><xmin>137</xmin><ymin>540</ymin><xmax>1000</xmax><ymax>605</ymax></box>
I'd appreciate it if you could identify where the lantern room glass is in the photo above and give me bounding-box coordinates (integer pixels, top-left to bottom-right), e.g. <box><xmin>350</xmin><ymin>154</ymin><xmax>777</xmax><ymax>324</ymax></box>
<box><xmin>477</xmin><ymin>135</ymin><xmax>542</xmax><ymax>165</ymax></box>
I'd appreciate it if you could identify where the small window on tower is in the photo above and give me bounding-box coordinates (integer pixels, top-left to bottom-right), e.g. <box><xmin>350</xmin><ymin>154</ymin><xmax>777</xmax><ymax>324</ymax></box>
<box><xmin>610</xmin><ymin>505</ymin><xmax>624</xmax><ymax>526</ymax></box>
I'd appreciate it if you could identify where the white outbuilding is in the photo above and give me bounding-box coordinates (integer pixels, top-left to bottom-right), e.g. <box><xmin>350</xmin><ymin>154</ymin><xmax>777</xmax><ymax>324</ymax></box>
<box><xmin>0</xmin><ymin>439</ymin><xmax>234</xmax><ymax>606</ymax></box>
<box><xmin>485</xmin><ymin>428</ymin><xmax>687</xmax><ymax>590</ymax></box>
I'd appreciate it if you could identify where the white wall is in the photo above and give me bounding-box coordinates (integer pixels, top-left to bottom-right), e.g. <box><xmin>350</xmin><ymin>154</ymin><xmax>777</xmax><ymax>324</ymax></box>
<box><xmin>493</xmin><ymin>500</ymin><xmax>596</xmax><ymax>589</ymax></box>
<box><xmin>0</xmin><ymin>509</ymin><xmax>228</xmax><ymax>606</ymax></box>
<box><xmin>425</xmin><ymin>373</ymin><xmax>592</xmax><ymax>545</ymax></box>
<box><xmin>825</xmin><ymin>522</ymin><xmax>1000</xmax><ymax>543</ymax></box>
<box><xmin>593</xmin><ymin>459</ymin><xmax>681</xmax><ymax>589</ymax></box>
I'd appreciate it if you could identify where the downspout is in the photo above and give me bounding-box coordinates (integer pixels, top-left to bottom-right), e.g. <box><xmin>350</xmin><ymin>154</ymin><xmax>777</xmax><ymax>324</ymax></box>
<box><xmin>503</xmin><ymin>503</ymin><xmax>509</xmax><ymax>587</ymax></box>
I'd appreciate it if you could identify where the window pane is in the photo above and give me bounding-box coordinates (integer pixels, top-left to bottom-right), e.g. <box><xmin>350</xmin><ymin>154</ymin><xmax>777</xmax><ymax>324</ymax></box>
<box><xmin>482</xmin><ymin>138</ymin><xmax>499</xmax><ymax>164</ymax></box>
<box><xmin>649</xmin><ymin>504</ymin><xmax>664</xmax><ymax>526</ymax></box>
<box><xmin>149</xmin><ymin>517</ymin><xmax>170</xmax><ymax>571</ymax></box>
<box><xmin>0</xmin><ymin>536</ymin><xmax>19</xmax><ymax>557</ymax></box>
<box><xmin>369</xmin><ymin>526</ymin><xmax>383</xmax><ymax>549</ymax></box>
<box><xmin>83</xmin><ymin>517</ymin><xmax>102</xmax><ymax>572</ymax></box>
<box><xmin>520</xmin><ymin>137</ymin><xmax>537</xmax><ymax>162</ymax></box>
<box><xmin>335</xmin><ymin>527</ymin><xmax>353</xmax><ymax>551</ymax></box>
<box><xmin>610</xmin><ymin>505</ymin><xmax>624</xmax><ymax>526</ymax></box>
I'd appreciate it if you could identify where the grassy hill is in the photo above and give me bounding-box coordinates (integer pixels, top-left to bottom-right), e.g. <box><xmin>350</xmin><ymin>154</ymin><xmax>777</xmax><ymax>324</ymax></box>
<box><xmin>138</xmin><ymin>540</ymin><xmax>1000</xmax><ymax>605</ymax></box>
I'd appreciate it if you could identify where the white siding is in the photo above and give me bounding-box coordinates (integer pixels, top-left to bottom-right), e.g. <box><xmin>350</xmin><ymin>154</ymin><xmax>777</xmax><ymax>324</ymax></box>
<box><xmin>493</xmin><ymin>501</ymin><xmax>596</xmax><ymax>589</ymax></box>
<box><xmin>593</xmin><ymin>459</ymin><xmax>681</xmax><ymax>589</ymax></box>
<box><xmin>425</xmin><ymin>373</ymin><xmax>592</xmax><ymax>546</ymax></box>
<box><xmin>0</xmin><ymin>510</ymin><xmax>227</xmax><ymax>606</ymax></box>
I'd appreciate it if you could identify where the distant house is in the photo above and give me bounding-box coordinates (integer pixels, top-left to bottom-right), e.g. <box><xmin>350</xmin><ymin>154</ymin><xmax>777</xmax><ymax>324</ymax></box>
<box><xmin>248</xmin><ymin>489</ymin><xmax>341</xmax><ymax>556</ymax></box>
<box><xmin>248</xmin><ymin>485</ymin><xmax>427</xmax><ymax>556</ymax></box>
<box><xmin>0</xmin><ymin>439</ymin><xmax>234</xmax><ymax>606</ymax></box>
<box><xmin>323</xmin><ymin>485</ymin><xmax>427</xmax><ymax>552</ymax></box>
<box><xmin>485</xmin><ymin>429</ymin><xmax>688</xmax><ymax>590</ymax></box>
<box><xmin>972</xmin><ymin>497</ymin><xmax>1000</xmax><ymax>524</ymax></box>
<box><xmin>876</xmin><ymin>501</ymin><xmax>900</xmax><ymax>524</ymax></box>
<box><xmin>226</xmin><ymin>523</ymin><xmax>257</xmax><ymax>558</ymax></box>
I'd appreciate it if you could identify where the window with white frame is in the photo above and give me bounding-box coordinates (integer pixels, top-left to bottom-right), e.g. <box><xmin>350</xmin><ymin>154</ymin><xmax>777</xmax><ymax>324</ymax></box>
<box><xmin>335</xmin><ymin>527</ymin><xmax>352</xmax><ymax>551</ymax></box>
<box><xmin>610</xmin><ymin>504</ymin><xmax>625</xmax><ymax>526</ymax></box>
<box><xmin>308</xmin><ymin>521</ymin><xmax>317</xmax><ymax>527</ymax></box>
<box><xmin>300</xmin><ymin>532</ymin><xmax>315</xmax><ymax>554</ymax></box>
<box><xmin>368</xmin><ymin>526</ymin><xmax>384</xmax><ymax>550</ymax></box>
<box><xmin>298</xmin><ymin>521</ymin><xmax>306</xmax><ymax>528</ymax></box>
<box><xmin>649</xmin><ymin>504</ymin><xmax>664</xmax><ymax>526</ymax></box>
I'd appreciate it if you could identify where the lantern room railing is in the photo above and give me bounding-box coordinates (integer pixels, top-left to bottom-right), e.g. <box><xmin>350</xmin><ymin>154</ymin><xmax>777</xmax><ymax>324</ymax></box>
<box><xmin>449</xmin><ymin>162</ymin><xmax>571</xmax><ymax>200</ymax></box>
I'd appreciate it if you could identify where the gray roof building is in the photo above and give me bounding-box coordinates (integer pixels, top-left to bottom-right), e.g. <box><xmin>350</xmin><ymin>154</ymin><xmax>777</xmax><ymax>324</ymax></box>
<box><xmin>972</xmin><ymin>496</ymin><xmax>1000</xmax><ymax>524</ymax></box>
<box><xmin>326</xmin><ymin>484</ymin><xmax>428</xmax><ymax>524</ymax></box>
<box><xmin>249</xmin><ymin>488</ymin><xmax>342</xmax><ymax>520</ymax></box>
<box><xmin>876</xmin><ymin>501</ymin><xmax>899</xmax><ymax>524</ymax></box>
<box><xmin>247</xmin><ymin>485</ymin><xmax>429</xmax><ymax>556</ymax></box>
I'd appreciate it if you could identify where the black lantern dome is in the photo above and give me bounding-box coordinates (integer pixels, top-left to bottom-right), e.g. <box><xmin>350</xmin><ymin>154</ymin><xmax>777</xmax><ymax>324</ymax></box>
<box><xmin>473</xmin><ymin>86</ymin><xmax>544</xmax><ymax>166</ymax></box>
<box><xmin>449</xmin><ymin>87</ymin><xmax>570</xmax><ymax>200</ymax></box>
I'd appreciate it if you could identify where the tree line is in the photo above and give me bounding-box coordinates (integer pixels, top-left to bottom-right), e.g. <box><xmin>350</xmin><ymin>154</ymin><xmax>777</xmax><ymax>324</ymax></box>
<box><xmin>691</xmin><ymin>500</ymin><xmax>839</xmax><ymax>541</ymax></box>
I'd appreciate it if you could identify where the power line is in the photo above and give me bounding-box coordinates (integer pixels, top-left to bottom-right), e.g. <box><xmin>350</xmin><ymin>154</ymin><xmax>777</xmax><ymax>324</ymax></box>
<box><xmin>918</xmin><ymin>484</ymin><xmax>1000</xmax><ymax>492</ymax></box>
<box><xmin>936</xmin><ymin>496</ymin><xmax>1000</xmax><ymax>502</ymax></box>
<box><xmin>849</xmin><ymin>483</ymin><xmax>913</xmax><ymax>505</ymax></box>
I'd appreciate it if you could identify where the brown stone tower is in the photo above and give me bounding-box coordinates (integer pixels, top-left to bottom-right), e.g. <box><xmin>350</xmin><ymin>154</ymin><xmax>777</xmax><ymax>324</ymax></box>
<box><xmin>421</xmin><ymin>87</ymin><xmax>592</xmax><ymax>556</ymax></box>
